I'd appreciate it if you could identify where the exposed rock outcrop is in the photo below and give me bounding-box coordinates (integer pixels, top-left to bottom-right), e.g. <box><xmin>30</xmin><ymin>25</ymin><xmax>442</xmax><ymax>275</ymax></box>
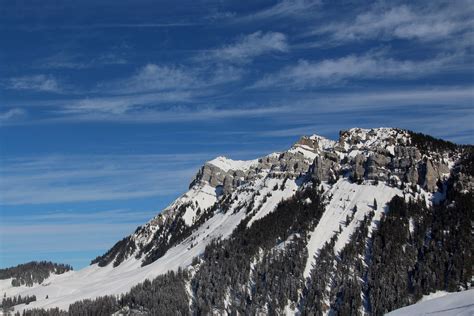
<box><xmin>310</xmin><ymin>155</ymin><xmax>338</xmax><ymax>183</ymax></box>
<box><xmin>352</xmin><ymin>154</ymin><xmax>366</xmax><ymax>182</ymax></box>
<box><xmin>421</xmin><ymin>159</ymin><xmax>450</xmax><ymax>191</ymax></box>
<box><xmin>93</xmin><ymin>127</ymin><xmax>464</xmax><ymax>269</ymax></box>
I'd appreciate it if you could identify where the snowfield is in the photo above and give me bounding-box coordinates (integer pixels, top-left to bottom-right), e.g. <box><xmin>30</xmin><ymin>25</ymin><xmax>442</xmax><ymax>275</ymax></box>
<box><xmin>0</xmin><ymin>161</ymin><xmax>302</xmax><ymax>311</ymax></box>
<box><xmin>304</xmin><ymin>179</ymin><xmax>403</xmax><ymax>278</ymax></box>
<box><xmin>386</xmin><ymin>289</ymin><xmax>474</xmax><ymax>316</ymax></box>
<box><xmin>0</xmin><ymin>179</ymin><xmax>409</xmax><ymax>312</ymax></box>
<box><xmin>2</xmin><ymin>203</ymin><xmax>249</xmax><ymax>311</ymax></box>
<box><xmin>207</xmin><ymin>156</ymin><xmax>259</xmax><ymax>172</ymax></box>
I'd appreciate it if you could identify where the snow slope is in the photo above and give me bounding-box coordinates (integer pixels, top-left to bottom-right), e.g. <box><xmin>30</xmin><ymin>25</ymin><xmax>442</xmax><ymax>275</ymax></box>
<box><xmin>386</xmin><ymin>289</ymin><xmax>474</xmax><ymax>316</ymax></box>
<box><xmin>2</xmin><ymin>157</ymin><xmax>301</xmax><ymax>311</ymax></box>
<box><xmin>207</xmin><ymin>156</ymin><xmax>258</xmax><ymax>172</ymax></box>
<box><xmin>303</xmin><ymin>179</ymin><xmax>403</xmax><ymax>278</ymax></box>
<box><xmin>7</xmin><ymin>204</ymin><xmax>249</xmax><ymax>311</ymax></box>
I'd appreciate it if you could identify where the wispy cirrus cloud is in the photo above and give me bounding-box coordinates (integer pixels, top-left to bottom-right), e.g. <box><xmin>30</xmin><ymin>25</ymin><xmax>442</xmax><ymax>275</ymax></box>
<box><xmin>0</xmin><ymin>154</ymin><xmax>207</xmax><ymax>205</ymax></box>
<box><xmin>0</xmin><ymin>108</ymin><xmax>26</xmax><ymax>123</ymax></box>
<box><xmin>10</xmin><ymin>208</ymin><xmax>158</xmax><ymax>224</ymax></box>
<box><xmin>43</xmin><ymin>104</ymin><xmax>289</xmax><ymax>125</ymax></box>
<box><xmin>0</xmin><ymin>222</ymin><xmax>138</xmax><ymax>252</ymax></box>
<box><xmin>0</xmin><ymin>219</ymin><xmax>150</xmax><ymax>268</ymax></box>
<box><xmin>257</xmin><ymin>109</ymin><xmax>474</xmax><ymax>145</ymax></box>
<box><xmin>241</xmin><ymin>0</ymin><xmax>321</xmax><ymax>21</ymax></box>
<box><xmin>250</xmin><ymin>87</ymin><xmax>473</xmax><ymax>143</ymax></box>
<box><xmin>39</xmin><ymin>52</ymin><xmax>127</xmax><ymax>70</ymax></box>
<box><xmin>200</xmin><ymin>31</ymin><xmax>288</xmax><ymax>64</ymax></box>
<box><xmin>0</xmin><ymin>149</ymin><xmax>269</xmax><ymax>206</ymax></box>
<box><xmin>5</xmin><ymin>74</ymin><xmax>63</xmax><ymax>93</ymax></box>
<box><xmin>2</xmin><ymin>86</ymin><xmax>472</xmax><ymax>126</ymax></box>
<box><xmin>0</xmin><ymin>208</ymin><xmax>159</xmax><ymax>267</ymax></box>
<box><xmin>252</xmin><ymin>53</ymin><xmax>459</xmax><ymax>89</ymax></box>
<box><xmin>101</xmin><ymin>64</ymin><xmax>197</xmax><ymax>94</ymax></box>
<box><xmin>57</xmin><ymin>91</ymin><xmax>195</xmax><ymax>115</ymax></box>
<box><xmin>207</xmin><ymin>0</ymin><xmax>320</xmax><ymax>23</ymax></box>
<box><xmin>94</xmin><ymin>62</ymin><xmax>243</xmax><ymax>98</ymax></box>
<box><xmin>310</xmin><ymin>1</ymin><xmax>473</xmax><ymax>44</ymax></box>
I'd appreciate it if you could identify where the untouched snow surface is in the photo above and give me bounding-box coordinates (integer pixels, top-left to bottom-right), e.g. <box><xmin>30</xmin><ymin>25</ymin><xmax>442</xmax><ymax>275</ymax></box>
<box><xmin>207</xmin><ymin>156</ymin><xmax>258</xmax><ymax>172</ymax></box>
<box><xmin>386</xmin><ymin>289</ymin><xmax>474</xmax><ymax>316</ymax></box>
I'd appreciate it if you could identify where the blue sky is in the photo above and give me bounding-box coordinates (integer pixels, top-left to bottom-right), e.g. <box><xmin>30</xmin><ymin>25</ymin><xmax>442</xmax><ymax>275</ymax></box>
<box><xmin>0</xmin><ymin>0</ymin><xmax>473</xmax><ymax>269</ymax></box>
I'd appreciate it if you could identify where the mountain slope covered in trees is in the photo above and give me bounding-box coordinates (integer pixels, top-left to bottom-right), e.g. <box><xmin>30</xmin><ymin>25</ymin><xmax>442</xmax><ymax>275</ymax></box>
<box><xmin>0</xmin><ymin>262</ymin><xmax>72</xmax><ymax>287</ymax></box>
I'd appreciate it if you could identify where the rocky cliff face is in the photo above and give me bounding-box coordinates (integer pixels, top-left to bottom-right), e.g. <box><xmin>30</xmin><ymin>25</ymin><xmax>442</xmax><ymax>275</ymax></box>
<box><xmin>190</xmin><ymin>128</ymin><xmax>456</xmax><ymax>195</ymax></box>
<box><xmin>91</xmin><ymin>128</ymin><xmax>467</xmax><ymax>268</ymax></box>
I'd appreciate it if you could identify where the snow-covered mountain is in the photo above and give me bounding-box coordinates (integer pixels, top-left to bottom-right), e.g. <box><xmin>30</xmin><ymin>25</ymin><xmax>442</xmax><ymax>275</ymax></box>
<box><xmin>1</xmin><ymin>127</ymin><xmax>472</xmax><ymax>315</ymax></box>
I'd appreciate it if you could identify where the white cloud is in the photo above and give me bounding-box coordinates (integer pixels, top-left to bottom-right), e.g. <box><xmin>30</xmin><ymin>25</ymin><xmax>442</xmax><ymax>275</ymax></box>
<box><xmin>0</xmin><ymin>149</ymin><xmax>267</xmax><ymax>205</ymax></box>
<box><xmin>313</xmin><ymin>2</ymin><xmax>473</xmax><ymax>43</ymax></box>
<box><xmin>241</xmin><ymin>0</ymin><xmax>321</xmax><ymax>21</ymax></box>
<box><xmin>58</xmin><ymin>91</ymin><xmax>194</xmax><ymax>115</ymax></box>
<box><xmin>47</xmin><ymin>62</ymin><xmax>243</xmax><ymax>116</ymax></box>
<box><xmin>0</xmin><ymin>154</ymin><xmax>206</xmax><ymax>205</ymax></box>
<box><xmin>40</xmin><ymin>52</ymin><xmax>127</xmax><ymax>69</ymax></box>
<box><xmin>208</xmin><ymin>64</ymin><xmax>245</xmax><ymax>84</ymax></box>
<box><xmin>48</xmin><ymin>104</ymin><xmax>290</xmax><ymax>124</ymax></box>
<box><xmin>3</xmin><ymin>86</ymin><xmax>473</xmax><ymax>126</ymax></box>
<box><xmin>6</xmin><ymin>74</ymin><xmax>62</xmax><ymax>93</ymax></box>
<box><xmin>253</xmin><ymin>53</ymin><xmax>456</xmax><ymax>88</ymax></box>
<box><xmin>251</xmin><ymin>87</ymin><xmax>473</xmax><ymax>143</ymax></box>
<box><xmin>0</xmin><ymin>207</ymin><xmax>159</xmax><ymax>267</ymax></box>
<box><xmin>102</xmin><ymin>64</ymin><xmax>196</xmax><ymax>94</ymax></box>
<box><xmin>206</xmin><ymin>11</ymin><xmax>236</xmax><ymax>21</ymax></box>
<box><xmin>125</xmin><ymin>64</ymin><xmax>195</xmax><ymax>92</ymax></box>
<box><xmin>16</xmin><ymin>209</ymin><xmax>157</xmax><ymax>223</ymax></box>
<box><xmin>257</xmin><ymin>125</ymin><xmax>334</xmax><ymax>138</ymax></box>
<box><xmin>0</xmin><ymin>108</ymin><xmax>26</xmax><ymax>122</ymax></box>
<box><xmin>95</xmin><ymin>62</ymin><xmax>242</xmax><ymax>98</ymax></box>
<box><xmin>202</xmin><ymin>31</ymin><xmax>288</xmax><ymax>64</ymax></box>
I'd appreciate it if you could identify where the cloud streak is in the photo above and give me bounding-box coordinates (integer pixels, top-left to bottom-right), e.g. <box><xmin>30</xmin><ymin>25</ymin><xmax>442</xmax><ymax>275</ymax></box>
<box><xmin>5</xmin><ymin>74</ymin><xmax>63</xmax><ymax>93</ymax></box>
<box><xmin>0</xmin><ymin>108</ymin><xmax>26</xmax><ymax>123</ymax></box>
<box><xmin>252</xmin><ymin>53</ymin><xmax>459</xmax><ymax>88</ymax></box>
<box><xmin>101</xmin><ymin>64</ymin><xmax>197</xmax><ymax>94</ymax></box>
<box><xmin>2</xmin><ymin>86</ymin><xmax>472</xmax><ymax>126</ymax></box>
<box><xmin>200</xmin><ymin>31</ymin><xmax>288</xmax><ymax>64</ymax></box>
<box><xmin>240</xmin><ymin>0</ymin><xmax>321</xmax><ymax>21</ymax></box>
<box><xmin>310</xmin><ymin>1</ymin><xmax>473</xmax><ymax>44</ymax></box>
<box><xmin>0</xmin><ymin>149</ymin><xmax>271</xmax><ymax>206</ymax></box>
<box><xmin>58</xmin><ymin>91</ymin><xmax>195</xmax><ymax>115</ymax></box>
<box><xmin>0</xmin><ymin>154</ymin><xmax>207</xmax><ymax>205</ymax></box>
<box><xmin>11</xmin><ymin>209</ymin><xmax>158</xmax><ymax>224</ymax></box>
<box><xmin>39</xmin><ymin>52</ymin><xmax>127</xmax><ymax>70</ymax></box>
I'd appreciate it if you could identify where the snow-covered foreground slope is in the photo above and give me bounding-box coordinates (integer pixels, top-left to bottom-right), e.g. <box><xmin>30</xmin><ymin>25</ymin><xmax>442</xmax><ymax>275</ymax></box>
<box><xmin>2</xmin><ymin>170</ymin><xmax>301</xmax><ymax>311</ymax></box>
<box><xmin>2</xmin><ymin>180</ymin><xmax>408</xmax><ymax>311</ymax></box>
<box><xmin>4</xmin><ymin>204</ymin><xmax>249</xmax><ymax>310</ymax></box>
<box><xmin>386</xmin><ymin>289</ymin><xmax>474</xmax><ymax>316</ymax></box>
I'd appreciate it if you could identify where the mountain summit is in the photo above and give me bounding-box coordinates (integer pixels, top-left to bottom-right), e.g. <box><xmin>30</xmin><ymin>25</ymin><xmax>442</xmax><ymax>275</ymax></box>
<box><xmin>2</xmin><ymin>128</ymin><xmax>472</xmax><ymax>315</ymax></box>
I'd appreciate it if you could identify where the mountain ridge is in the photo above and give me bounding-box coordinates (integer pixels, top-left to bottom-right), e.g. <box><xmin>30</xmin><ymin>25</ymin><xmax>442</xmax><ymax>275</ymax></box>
<box><xmin>91</xmin><ymin>127</ymin><xmax>462</xmax><ymax>269</ymax></box>
<box><xmin>2</xmin><ymin>127</ymin><xmax>472</xmax><ymax>315</ymax></box>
